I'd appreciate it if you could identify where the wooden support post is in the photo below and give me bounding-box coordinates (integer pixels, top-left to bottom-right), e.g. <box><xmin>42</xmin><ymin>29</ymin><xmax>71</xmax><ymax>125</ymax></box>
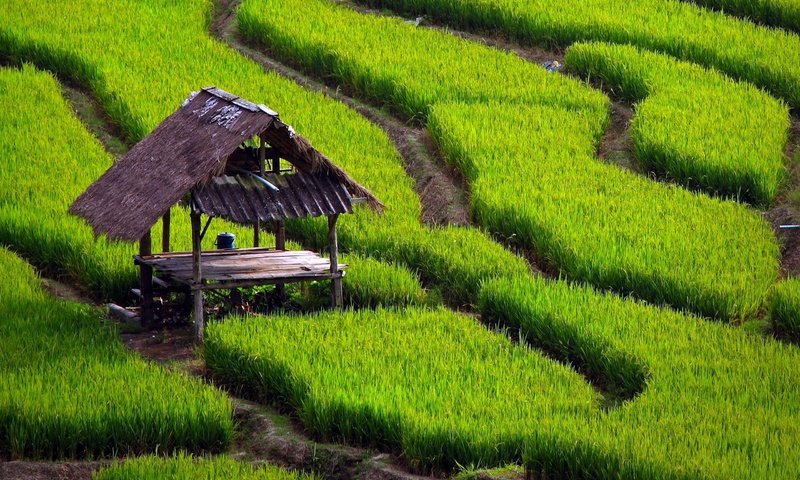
<box><xmin>328</xmin><ymin>214</ymin><xmax>343</xmax><ymax>308</ymax></box>
<box><xmin>191</xmin><ymin>211</ymin><xmax>204</xmax><ymax>344</ymax></box>
<box><xmin>273</xmin><ymin>219</ymin><xmax>286</xmax><ymax>301</ymax></box>
<box><xmin>139</xmin><ymin>230</ymin><xmax>154</xmax><ymax>328</ymax></box>
<box><xmin>272</xmin><ymin>151</ymin><xmax>280</xmax><ymax>174</ymax></box>
<box><xmin>254</xmin><ymin>221</ymin><xmax>260</xmax><ymax>248</ymax></box>
<box><xmin>255</xmin><ymin>135</ymin><xmax>266</xmax><ymax>247</ymax></box>
<box><xmin>162</xmin><ymin>209</ymin><xmax>171</xmax><ymax>253</ymax></box>
<box><xmin>275</xmin><ymin>221</ymin><xmax>286</xmax><ymax>250</ymax></box>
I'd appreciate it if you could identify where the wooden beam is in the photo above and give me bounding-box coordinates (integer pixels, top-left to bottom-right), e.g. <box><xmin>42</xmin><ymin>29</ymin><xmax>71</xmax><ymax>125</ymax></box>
<box><xmin>195</xmin><ymin>272</ymin><xmax>343</xmax><ymax>290</ymax></box>
<box><xmin>139</xmin><ymin>230</ymin><xmax>154</xmax><ymax>328</ymax></box>
<box><xmin>162</xmin><ymin>209</ymin><xmax>171</xmax><ymax>253</ymax></box>
<box><xmin>191</xmin><ymin>211</ymin><xmax>204</xmax><ymax>344</ymax></box>
<box><xmin>328</xmin><ymin>214</ymin><xmax>343</xmax><ymax>308</ymax></box>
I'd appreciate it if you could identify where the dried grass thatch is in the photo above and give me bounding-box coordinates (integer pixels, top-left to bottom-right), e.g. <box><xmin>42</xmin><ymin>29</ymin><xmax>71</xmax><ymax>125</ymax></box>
<box><xmin>70</xmin><ymin>87</ymin><xmax>382</xmax><ymax>242</ymax></box>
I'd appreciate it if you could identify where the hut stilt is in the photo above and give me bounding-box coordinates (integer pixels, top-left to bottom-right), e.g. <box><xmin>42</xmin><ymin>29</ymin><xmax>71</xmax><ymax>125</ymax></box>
<box><xmin>191</xmin><ymin>211</ymin><xmax>204</xmax><ymax>343</ymax></box>
<box><xmin>328</xmin><ymin>214</ymin><xmax>342</xmax><ymax>308</ymax></box>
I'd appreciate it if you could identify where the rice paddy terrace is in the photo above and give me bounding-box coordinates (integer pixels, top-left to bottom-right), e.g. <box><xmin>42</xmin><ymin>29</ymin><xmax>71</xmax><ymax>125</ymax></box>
<box><xmin>1</xmin><ymin>0</ymin><xmax>800</xmax><ymax>478</ymax></box>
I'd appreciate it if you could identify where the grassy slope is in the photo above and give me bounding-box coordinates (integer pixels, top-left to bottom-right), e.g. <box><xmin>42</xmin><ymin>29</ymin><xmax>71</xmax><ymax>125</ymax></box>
<box><xmin>0</xmin><ymin>0</ymin><xmax>529</xmax><ymax>307</ymax></box>
<box><xmin>565</xmin><ymin>41</ymin><xmax>789</xmax><ymax>207</ymax></box>
<box><xmin>357</xmin><ymin>0</ymin><xmax>800</xmax><ymax>108</ymax></box>
<box><xmin>207</xmin><ymin>299</ymin><xmax>800</xmax><ymax>478</ymax></box>
<box><xmin>0</xmin><ymin>238</ymin><xmax>233</xmax><ymax>458</ymax></box>
<box><xmin>238</xmin><ymin>0</ymin><xmax>780</xmax><ymax>320</ymax></box>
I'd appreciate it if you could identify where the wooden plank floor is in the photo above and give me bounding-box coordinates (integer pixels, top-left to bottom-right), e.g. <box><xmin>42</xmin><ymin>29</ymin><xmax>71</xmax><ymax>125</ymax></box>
<box><xmin>135</xmin><ymin>248</ymin><xmax>345</xmax><ymax>289</ymax></box>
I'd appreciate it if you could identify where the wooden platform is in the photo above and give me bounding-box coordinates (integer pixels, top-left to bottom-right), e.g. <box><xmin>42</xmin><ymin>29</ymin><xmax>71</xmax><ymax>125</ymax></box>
<box><xmin>135</xmin><ymin>248</ymin><xmax>344</xmax><ymax>290</ymax></box>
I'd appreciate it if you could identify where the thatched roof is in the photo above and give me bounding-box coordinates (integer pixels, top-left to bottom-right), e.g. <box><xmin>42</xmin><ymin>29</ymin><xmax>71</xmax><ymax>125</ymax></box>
<box><xmin>70</xmin><ymin>87</ymin><xmax>382</xmax><ymax>242</ymax></box>
<box><xmin>193</xmin><ymin>172</ymin><xmax>353</xmax><ymax>223</ymax></box>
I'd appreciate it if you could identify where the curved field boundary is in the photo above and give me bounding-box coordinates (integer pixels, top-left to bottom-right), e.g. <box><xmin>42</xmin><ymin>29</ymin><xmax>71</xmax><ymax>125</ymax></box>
<box><xmin>206</xmin><ymin>298</ymin><xmax>800</xmax><ymax>478</ymax></box>
<box><xmin>0</xmin><ymin>0</ymin><xmax>529</xmax><ymax>307</ymax></box>
<box><xmin>682</xmin><ymin>0</ymin><xmax>800</xmax><ymax>33</ymax></box>
<box><xmin>1</xmin><ymin>1</ymin><xmax>799</xmax><ymax>477</ymax></box>
<box><xmin>0</xmin><ymin>242</ymin><xmax>233</xmax><ymax>458</ymax></box>
<box><xmin>478</xmin><ymin>277</ymin><xmax>800</xmax><ymax>479</ymax></box>
<box><xmin>356</xmin><ymin>0</ymin><xmax>800</xmax><ymax>109</ymax></box>
<box><xmin>205</xmin><ymin>308</ymin><xmax>606</xmax><ymax>473</ymax></box>
<box><xmin>237</xmin><ymin>0</ymin><xmax>779</xmax><ymax>319</ymax></box>
<box><xmin>566</xmin><ymin>42</ymin><xmax>789</xmax><ymax>207</ymax></box>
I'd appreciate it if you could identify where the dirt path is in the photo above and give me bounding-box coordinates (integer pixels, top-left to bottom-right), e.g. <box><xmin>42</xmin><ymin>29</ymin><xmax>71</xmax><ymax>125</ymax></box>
<box><xmin>766</xmin><ymin>117</ymin><xmax>800</xmax><ymax>277</ymax></box>
<box><xmin>61</xmin><ymin>82</ymin><xmax>130</xmax><ymax>158</ymax></box>
<box><xmin>120</xmin><ymin>326</ymin><xmax>436</xmax><ymax>480</ymax></box>
<box><xmin>0</xmin><ymin>461</ymin><xmax>106</xmax><ymax>480</ymax></box>
<box><xmin>212</xmin><ymin>0</ymin><xmax>471</xmax><ymax>227</ymax></box>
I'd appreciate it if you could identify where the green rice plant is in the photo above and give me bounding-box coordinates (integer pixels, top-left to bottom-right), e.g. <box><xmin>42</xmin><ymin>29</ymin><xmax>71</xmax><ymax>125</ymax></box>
<box><xmin>237</xmin><ymin>0</ymin><xmax>609</xmax><ymax>122</ymax></box>
<box><xmin>479</xmin><ymin>275</ymin><xmax>800</xmax><ymax>479</ymax></box>
<box><xmin>93</xmin><ymin>452</ymin><xmax>314</xmax><ymax>480</ymax></box>
<box><xmin>205</xmin><ymin>307</ymin><xmax>604</xmax><ymax>473</ymax></box>
<box><xmin>206</xmin><ymin>295</ymin><xmax>800</xmax><ymax>478</ymax></box>
<box><xmin>683</xmin><ymin>0</ymin><xmax>800</xmax><ymax>33</ymax></box>
<box><xmin>0</xmin><ymin>64</ymin><xmax>277</xmax><ymax>300</ymax></box>
<box><xmin>356</xmin><ymin>0</ymin><xmax>800</xmax><ymax>108</ymax></box>
<box><xmin>769</xmin><ymin>278</ymin><xmax>800</xmax><ymax>341</ymax></box>
<box><xmin>429</xmin><ymin>101</ymin><xmax>779</xmax><ymax>319</ymax></box>
<box><xmin>340</xmin><ymin>254</ymin><xmax>428</xmax><ymax>307</ymax></box>
<box><xmin>300</xmin><ymin>253</ymin><xmax>428</xmax><ymax>308</ymax></box>
<box><xmin>0</xmin><ymin>0</ymin><xmax>531</xmax><ymax>307</ymax></box>
<box><xmin>0</xmin><ymin>63</ymin><xmax>429</xmax><ymax>309</ymax></box>
<box><xmin>566</xmin><ymin>42</ymin><xmax>790</xmax><ymax>207</ymax></box>
<box><xmin>235</xmin><ymin>0</ymin><xmax>780</xmax><ymax>319</ymax></box>
<box><xmin>0</xmin><ymin>247</ymin><xmax>234</xmax><ymax>459</ymax></box>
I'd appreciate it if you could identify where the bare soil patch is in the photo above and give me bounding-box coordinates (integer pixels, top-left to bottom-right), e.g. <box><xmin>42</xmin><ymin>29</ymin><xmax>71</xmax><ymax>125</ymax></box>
<box><xmin>0</xmin><ymin>461</ymin><xmax>106</xmax><ymax>480</ymax></box>
<box><xmin>596</xmin><ymin>102</ymin><xmax>642</xmax><ymax>173</ymax></box>
<box><xmin>40</xmin><ymin>277</ymin><xmax>94</xmax><ymax>305</ymax></box>
<box><xmin>60</xmin><ymin>82</ymin><xmax>130</xmax><ymax>158</ymax></box>
<box><xmin>766</xmin><ymin>116</ymin><xmax>800</xmax><ymax>277</ymax></box>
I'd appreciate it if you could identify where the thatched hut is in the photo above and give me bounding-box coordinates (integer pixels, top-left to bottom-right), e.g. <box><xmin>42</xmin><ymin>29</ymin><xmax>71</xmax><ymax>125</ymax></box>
<box><xmin>71</xmin><ymin>87</ymin><xmax>382</xmax><ymax>342</ymax></box>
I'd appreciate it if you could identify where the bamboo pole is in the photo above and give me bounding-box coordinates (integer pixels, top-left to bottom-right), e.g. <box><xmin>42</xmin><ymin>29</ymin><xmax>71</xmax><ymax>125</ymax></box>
<box><xmin>328</xmin><ymin>214</ymin><xmax>343</xmax><ymax>308</ymax></box>
<box><xmin>139</xmin><ymin>230</ymin><xmax>154</xmax><ymax>327</ymax></box>
<box><xmin>191</xmin><ymin>211</ymin><xmax>204</xmax><ymax>344</ymax></box>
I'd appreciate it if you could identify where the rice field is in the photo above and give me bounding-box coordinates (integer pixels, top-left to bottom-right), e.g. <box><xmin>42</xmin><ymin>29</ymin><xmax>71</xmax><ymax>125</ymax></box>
<box><xmin>0</xmin><ymin>246</ymin><xmax>234</xmax><ymax>459</ymax></box>
<box><xmin>429</xmin><ymin>101</ymin><xmax>779</xmax><ymax>319</ymax></box>
<box><xmin>237</xmin><ymin>0</ymin><xmax>781</xmax><ymax>319</ymax></box>
<box><xmin>683</xmin><ymin>0</ymin><xmax>800</xmax><ymax>32</ymax></box>
<box><xmin>770</xmin><ymin>279</ymin><xmax>800</xmax><ymax>341</ymax></box>
<box><xmin>1</xmin><ymin>0</ymin><xmax>799</xmax><ymax>476</ymax></box>
<box><xmin>565</xmin><ymin>41</ymin><xmax>789</xmax><ymax>207</ymax></box>
<box><xmin>205</xmin><ymin>297</ymin><xmax>800</xmax><ymax>478</ymax></box>
<box><xmin>357</xmin><ymin>0</ymin><xmax>800</xmax><ymax>108</ymax></box>
<box><xmin>0</xmin><ymin>0</ymin><xmax>530</xmax><ymax>307</ymax></box>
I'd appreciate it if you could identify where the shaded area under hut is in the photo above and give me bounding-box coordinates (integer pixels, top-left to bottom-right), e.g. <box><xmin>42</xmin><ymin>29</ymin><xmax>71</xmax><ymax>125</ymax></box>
<box><xmin>70</xmin><ymin>87</ymin><xmax>382</xmax><ymax>342</ymax></box>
